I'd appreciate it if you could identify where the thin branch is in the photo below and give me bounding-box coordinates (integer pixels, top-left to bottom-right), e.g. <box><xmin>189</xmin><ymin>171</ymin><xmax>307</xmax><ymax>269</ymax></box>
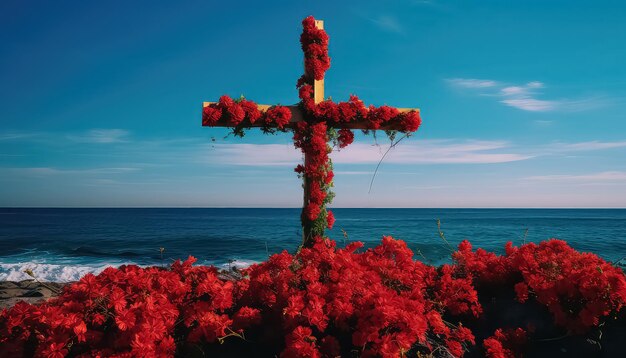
<box><xmin>23</xmin><ymin>269</ymin><xmax>62</xmax><ymax>295</ymax></box>
<box><xmin>437</xmin><ymin>219</ymin><xmax>455</xmax><ymax>253</ymax></box>
<box><xmin>534</xmin><ymin>333</ymin><xmax>570</xmax><ymax>342</ymax></box>
<box><xmin>368</xmin><ymin>134</ymin><xmax>409</xmax><ymax>194</ymax></box>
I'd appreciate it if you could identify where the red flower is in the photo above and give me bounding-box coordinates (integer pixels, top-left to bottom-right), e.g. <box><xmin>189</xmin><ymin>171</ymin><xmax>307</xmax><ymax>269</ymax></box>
<box><xmin>282</xmin><ymin>325</ymin><xmax>320</xmax><ymax>358</ymax></box>
<box><xmin>483</xmin><ymin>337</ymin><xmax>507</xmax><ymax>358</ymax></box>
<box><xmin>401</xmin><ymin>110</ymin><xmax>422</xmax><ymax>132</ymax></box>
<box><xmin>300</xmin><ymin>16</ymin><xmax>330</xmax><ymax>81</ymax></box>
<box><xmin>232</xmin><ymin>306</ymin><xmax>262</xmax><ymax>330</ymax></box>
<box><xmin>304</xmin><ymin>203</ymin><xmax>321</xmax><ymax>221</ymax></box>
<box><xmin>308</xmin><ymin>181</ymin><xmax>326</xmax><ymax>205</ymax></box>
<box><xmin>240</xmin><ymin>99</ymin><xmax>261</xmax><ymax>124</ymax></box>
<box><xmin>324</xmin><ymin>170</ymin><xmax>334</xmax><ymax>185</ymax></box>
<box><xmin>337</xmin><ymin>128</ymin><xmax>354</xmax><ymax>148</ymax></box>
<box><xmin>218</xmin><ymin>95</ymin><xmax>234</xmax><ymax>108</ymax></box>
<box><xmin>265</xmin><ymin>106</ymin><xmax>292</xmax><ymax>129</ymax></box>
<box><xmin>158</xmin><ymin>336</ymin><xmax>176</xmax><ymax>355</ymax></box>
<box><xmin>202</xmin><ymin>105</ymin><xmax>222</xmax><ymax>126</ymax></box>
<box><xmin>115</xmin><ymin>308</ymin><xmax>136</xmax><ymax>331</ymax></box>
<box><xmin>108</xmin><ymin>288</ymin><xmax>127</xmax><ymax>311</ymax></box>
<box><xmin>326</xmin><ymin>210</ymin><xmax>335</xmax><ymax>229</ymax></box>
<box><xmin>336</xmin><ymin>101</ymin><xmax>356</xmax><ymax>123</ymax></box>
<box><xmin>73</xmin><ymin>321</ymin><xmax>87</xmax><ymax>342</ymax></box>
<box><xmin>483</xmin><ymin>328</ymin><xmax>526</xmax><ymax>358</ymax></box>
<box><xmin>514</xmin><ymin>282</ymin><xmax>529</xmax><ymax>303</ymax></box>
<box><xmin>367</xmin><ymin>105</ymin><xmax>399</xmax><ymax>129</ymax></box>
<box><xmin>226</xmin><ymin>103</ymin><xmax>245</xmax><ymax>126</ymax></box>
<box><xmin>41</xmin><ymin>342</ymin><xmax>68</xmax><ymax>358</ymax></box>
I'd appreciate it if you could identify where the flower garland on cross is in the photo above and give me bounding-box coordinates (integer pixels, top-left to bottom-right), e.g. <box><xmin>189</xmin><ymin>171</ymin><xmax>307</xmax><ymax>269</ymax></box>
<box><xmin>202</xmin><ymin>16</ymin><xmax>422</xmax><ymax>246</ymax></box>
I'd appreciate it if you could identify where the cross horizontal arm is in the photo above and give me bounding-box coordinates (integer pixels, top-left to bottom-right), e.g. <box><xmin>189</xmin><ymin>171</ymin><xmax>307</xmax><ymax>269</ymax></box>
<box><xmin>202</xmin><ymin>102</ymin><xmax>419</xmax><ymax>131</ymax></box>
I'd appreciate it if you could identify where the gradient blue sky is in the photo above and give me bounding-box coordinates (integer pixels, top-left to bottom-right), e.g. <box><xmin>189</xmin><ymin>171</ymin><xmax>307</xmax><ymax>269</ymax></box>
<box><xmin>1</xmin><ymin>0</ymin><xmax>625</xmax><ymax>207</ymax></box>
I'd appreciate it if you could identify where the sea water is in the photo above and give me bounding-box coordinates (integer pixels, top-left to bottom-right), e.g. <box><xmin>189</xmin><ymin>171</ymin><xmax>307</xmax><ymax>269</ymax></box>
<box><xmin>1</xmin><ymin>208</ymin><xmax>625</xmax><ymax>281</ymax></box>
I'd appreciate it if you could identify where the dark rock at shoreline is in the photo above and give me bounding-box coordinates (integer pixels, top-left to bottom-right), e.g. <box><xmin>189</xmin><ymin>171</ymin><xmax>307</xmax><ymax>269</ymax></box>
<box><xmin>0</xmin><ymin>280</ymin><xmax>67</xmax><ymax>310</ymax></box>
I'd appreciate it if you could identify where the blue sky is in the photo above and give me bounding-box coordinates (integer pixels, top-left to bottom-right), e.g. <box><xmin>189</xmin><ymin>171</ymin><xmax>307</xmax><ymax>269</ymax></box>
<box><xmin>1</xmin><ymin>0</ymin><xmax>625</xmax><ymax>207</ymax></box>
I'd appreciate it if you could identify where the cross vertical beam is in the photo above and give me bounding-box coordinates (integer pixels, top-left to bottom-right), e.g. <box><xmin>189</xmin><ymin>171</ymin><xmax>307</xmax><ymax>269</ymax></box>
<box><xmin>312</xmin><ymin>20</ymin><xmax>325</xmax><ymax>105</ymax></box>
<box><xmin>301</xmin><ymin>20</ymin><xmax>324</xmax><ymax>243</ymax></box>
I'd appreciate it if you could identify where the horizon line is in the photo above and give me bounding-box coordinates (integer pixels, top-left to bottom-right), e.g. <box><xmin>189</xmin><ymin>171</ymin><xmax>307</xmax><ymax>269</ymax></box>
<box><xmin>2</xmin><ymin>206</ymin><xmax>626</xmax><ymax>210</ymax></box>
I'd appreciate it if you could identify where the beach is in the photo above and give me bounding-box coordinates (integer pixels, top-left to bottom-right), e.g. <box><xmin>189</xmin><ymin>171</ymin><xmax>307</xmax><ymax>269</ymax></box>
<box><xmin>0</xmin><ymin>280</ymin><xmax>66</xmax><ymax>310</ymax></box>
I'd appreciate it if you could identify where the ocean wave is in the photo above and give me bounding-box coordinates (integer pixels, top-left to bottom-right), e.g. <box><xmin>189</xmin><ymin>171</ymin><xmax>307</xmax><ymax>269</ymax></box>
<box><xmin>215</xmin><ymin>259</ymin><xmax>258</xmax><ymax>271</ymax></box>
<box><xmin>0</xmin><ymin>262</ymin><xmax>115</xmax><ymax>282</ymax></box>
<box><xmin>69</xmin><ymin>246</ymin><xmax>144</xmax><ymax>258</ymax></box>
<box><xmin>0</xmin><ymin>259</ymin><xmax>260</xmax><ymax>283</ymax></box>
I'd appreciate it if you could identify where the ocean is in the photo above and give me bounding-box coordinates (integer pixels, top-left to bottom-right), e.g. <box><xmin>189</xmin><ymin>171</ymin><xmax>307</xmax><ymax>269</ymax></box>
<box><xmin>1</xmin><ymin>208</ymin><xmax>625</xmax><ymax>282</ymax></box>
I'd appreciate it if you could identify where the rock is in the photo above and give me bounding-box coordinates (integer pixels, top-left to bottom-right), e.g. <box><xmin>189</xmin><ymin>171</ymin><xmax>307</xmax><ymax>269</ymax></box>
<box><xmin>20</xmin><ymin>289</ymin><xmax>44</xmax><ymax>298</ymax></box>
<box><xmin>0</xmin><ymin>281</ymin><xmax>68</xmax><ymax>310</ymax></box>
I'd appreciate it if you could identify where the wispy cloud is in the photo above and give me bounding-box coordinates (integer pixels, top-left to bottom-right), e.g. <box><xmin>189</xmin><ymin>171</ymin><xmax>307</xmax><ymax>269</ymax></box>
<box><xmin>525</xmin><ymin>171</ymin><xmax>626</xmax><ymax>184</ymax></box>
<box><xmin>501</xmin><ymin>98</ymin><xmax>557</xmax><ymax>112</ymax></box>
<box><xmin>402</xmin><ymin>185</ymin><xmax>457</xmax><ymax>190</ymax></box>
<box><xmin>201</xmin><ymin>138</ymin><xmax>626</xmax><ymax>168</ymax></box>
<box><xmin>4</xmin><ymin>167</ymin><xmax>140</xmax><ymax>176</ymax></box>
<box><xmin>500</xmin><ymin>140</ymin><xmax>626</xmax><ymax>158</ymax></box>
<box><xmin>447</xmin><ymin>78</ymin><xmax>610</xmax><ymax>112</ymax></box>
<box><xmin>446</xmin><ymin>78</ymin><xmax>498</xmax><ymax>89</ymax></box>
<box><xmin>548</xmin><ymin>140</ymin><xmax>626</xmax><ymax>152</ymax></box>
<box><xmin>368</xmin><ymin>15</ymin><xmax>404</xmax><ymax>34</ymax></box>
<box><xmin>333</xmin><ymin>141</ymin><xmax>532</xmax><ymax>164</ymax></box>
<box><xmin>206</xmin><ymin>140</ymin><xmax>533</xmax><ymax>166</ymax></box>
<box><xmin>497</xmin><ymin>81</ymin><xmax>559</xmax><ymax>111</ymax></box>
<box><xmin>0</xmin><ymin>132</ymin><xmax>41</xmax><ymax>141</ymax></box>
<box><xmin>67</xmin><ymin>129</ymin><xmax>130</xmax><ymax>143</ymax></box>
<box><xmin>333</xmin><ymin>171</ymin><xmax>374</xmax><ymax>175</ymax></box>
<box><xmin>205</xmin><ymin>144</ymin><xmax>300</xmax><ymax>166</ymax></box>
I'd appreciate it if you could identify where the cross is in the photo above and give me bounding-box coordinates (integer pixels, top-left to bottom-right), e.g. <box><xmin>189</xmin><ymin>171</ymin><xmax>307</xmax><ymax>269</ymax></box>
<box><xmin>202</xmin><ymin>17</ymin><xmax>421</xmax><ymax>246</ymax></box>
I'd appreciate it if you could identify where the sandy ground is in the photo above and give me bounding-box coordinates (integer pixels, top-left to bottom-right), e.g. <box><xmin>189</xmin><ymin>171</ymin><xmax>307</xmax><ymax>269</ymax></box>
<box><xmin>0</xmin><ymin>280</ymin><xmax>66</xmax><ymax>310</ymax></box>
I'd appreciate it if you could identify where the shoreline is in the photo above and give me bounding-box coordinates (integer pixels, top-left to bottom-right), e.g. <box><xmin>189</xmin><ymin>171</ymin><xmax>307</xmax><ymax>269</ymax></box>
<box><xmin>0</xmin><ymin>280</ymin><xmax>67</xmax><ymax>310</ymax></box>
<box><xmin>0</xmin><ymin>268</ymin><xmax>244</xmax><ymax>310</ymax></box>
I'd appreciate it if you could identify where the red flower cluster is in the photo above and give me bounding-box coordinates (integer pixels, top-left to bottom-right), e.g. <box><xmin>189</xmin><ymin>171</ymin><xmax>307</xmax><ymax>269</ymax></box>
<box><xmin>297</xmin><ymin>83</ymin><xmax>421</xmax><ymax>133</ymax></box>
<box><xmin>326</xmin><ymin>210</ymin><xmax>335</xmax><ymax>229</ymax></box>
<box><xmin>292</xmin><ymin>120</ymin><xmax>333</xmax><ymax>235</ymax></box>
<box><xmin>337</xmin><ymin>128</ymin><xmax>354</xmax><ymax>148</ymax></box>
<box><xmin>483</xmin><ymin>328</ymin><xmax>527</xmax><ymax>358</ymax></box>
<box><xmin>240</xmin><ymin>236</ymin><xmax>479</xmax><ymax>357</ymax></box>
<box><xmin>454</xmin><ymin>239</ymin><xmax>626</xmax><ymax>333</ymax></box>
<box><xmin>202</xmin><ymin>95</ymin><xmax>292</xmax><ymax>130</ymax></box>
<box><xmin>2</xmin><ymin>237</ymin><xmax>625</xmax><ymax>357</ymax></box>
<box><xmin>301</xmin><ymin>16</ymin><xmax>330</xmax><ymax>81</ymax></box>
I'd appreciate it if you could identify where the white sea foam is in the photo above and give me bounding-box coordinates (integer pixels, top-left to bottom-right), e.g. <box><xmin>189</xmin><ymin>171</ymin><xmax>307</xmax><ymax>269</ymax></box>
<box><xmin>216</xmin><ymin>259</ymin><xmax>258</xmax><ymax>271</ymax></box>
<box><xmin>0</xmin><ymin>259</ymin><xmax>260</xmax><ymax>282</ymax></box>
<box><xmin>0</xmin><ymin>262</ymin><xmax>114</xmax><ymax>282</ymax></box>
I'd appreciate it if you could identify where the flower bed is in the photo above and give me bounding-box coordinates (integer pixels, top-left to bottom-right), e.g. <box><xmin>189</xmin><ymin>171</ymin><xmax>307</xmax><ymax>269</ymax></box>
<box><xmin>1</xmin><ymin>237</ymin><xmax>625</xmax><ymax>357</ymax></box>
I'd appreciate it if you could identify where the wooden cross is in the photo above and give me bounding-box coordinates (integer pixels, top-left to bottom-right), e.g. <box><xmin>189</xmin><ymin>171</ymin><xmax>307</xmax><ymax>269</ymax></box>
<box><xmin>202</xmin><ymin>18</ymin><xmax>420</xmax><ymax>244</ymax></box>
